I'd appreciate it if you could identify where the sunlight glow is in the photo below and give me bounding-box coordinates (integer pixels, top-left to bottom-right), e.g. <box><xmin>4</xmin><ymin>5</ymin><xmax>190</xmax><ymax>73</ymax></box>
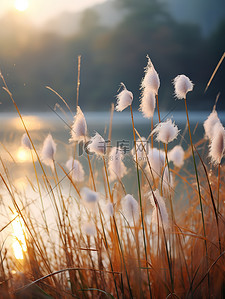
<box><xmin>12</xmin><ymin>217</ymin><xmax>27</xmax><ymax>260</ymax></box>
<box><xmin>14</xmin><ymin>0</ymin><xmax>29</xmax><ymax>12</ymax></box>
<box><xmin>14</xmin><ymin>178</ymin><xmax>28</xmax><ymax>191</ymax></box>
<box><xmin>16</xmin><ymin>146</ymin><xmax>34</xmax><ymax>163</ymax></box>
<box><xmin>11</xmin><ymin>116</ymin><xmax>43</xmax><ymax>131</ymax></box>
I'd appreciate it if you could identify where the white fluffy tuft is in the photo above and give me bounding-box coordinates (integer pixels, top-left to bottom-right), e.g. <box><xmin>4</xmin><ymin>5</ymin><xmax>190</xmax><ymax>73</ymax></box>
<box><xmin>108</xmin><ymin>147</ymin><xmax>127</xmax><ymax>182</ymax></box>
<box><xmin>105</xmin><ymin>202</ymin><xmax>114</xmax><ymax>217</ymax></box>
<box><xmin>41</xmin><ymin>134</ymin><xmax>56</xmax><ymax>168</ymax></box>
<box><xmin>70</xmin><ymin>106</ymin><xmax>87</xmax><ymax>142</ymax></box>
<box><xmin>66</xmin><ymin>158</ymin><xmax>85</xmax><ymax>182</ymax></box>
<box><xmin>203</xmin><ymin>110</ymin><xmax>222</xmax><ymax>140</ymax></box>
<box><xmin>162</xmin><ymin>166</ymin><xmax>174</xmax><ymax>194</ymax></box>
<box><xmin>122</xmin><ymin>194</ymin><xmax>139</xmax><ymax>222</ymax></box>
<box><xmin>168</xmin><ymin>145</ymin><xmax>185</xmax><ymax>168</ymax></box>
<box><xmin>141</xmin><ymin>56</ymin><xmax>160</xmax><ymax>95</ymax></box>
<box><xmin>131</xmin><ymin>137</ymin><xmax>148</xmax><ymax>165</ymax></box>
<box><xmin>139</xmin><ymin>89</ymin><xmax>156</xmax><ymax>119</ymax></box>
<box><xmin>82</xmin><ymin>221</ymin><xmax>96</xmax><ymax>236</ymax></box>
<box><xmin>149</xmin><ymin>189</ymin><xmax>168</xmax><ymax>228</ymax></box>
<box><xmin>152</xmin><ymin>119</ymin><xmax>179</xmax><ymax>144</ymax></box>
<box><xmin>209</xmin><ymin>123</ymin><xmax>225</xmax><ymax>165</ymax></box>
<box><xmin>115</xmin><ymin>83</ymin><xmax>133</xmax><ymax>112</ymax></box>
<box><xmin>173</xmin><ymin>74</ymin><xmax>194</xmax><ymax>99</ymax></box>
<box><xmin>87</xmin><ymin>132</ymin><xmax>106</xmax><ymax>156</ymax></box>
<box><xmin>145</xmin><ymin>148</ymin><xmax>165</xmax><ymax>180</ymax></box>
<box><xmin>81</xmin><ymin>187</ymin><xmax>98</xmax><ymax>211</ymax></box>
<box><xmin>81</xmin><ymin>187</ymin><xmax>98</xmax><ymax>203</ymax></box>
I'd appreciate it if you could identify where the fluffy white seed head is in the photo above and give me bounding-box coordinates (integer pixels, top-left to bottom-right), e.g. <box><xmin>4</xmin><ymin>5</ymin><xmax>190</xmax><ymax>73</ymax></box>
<box><xmin>87</xmin><ymin>132</ymin><xmax>106</xmax><ymax>156</ymax></box>
<box><xmin>203</xmin><ymin>110</ymin><xmax>222</xmax><ymax>140</ymax></box>
<box><xmin>81</xmin><ymin>187</ymin><xmax>98</xmax><ymax>203</ymax></box>
<box><xmin>108</xmin><ymin>147</ymin><xmax>127</xmax><ymax>182</ymax></box>
<box><xmin>70</xmin><ymin>106</ymin><xmax>87</xmax><ymax>142</ymax></box>
<box><xmin>41</xmin><ymin>134</ymin><xmax>56</xmax><ymax>168</ymax></box>
<box><xmin>82</xmin><ymin>221</ymin><xmax>96</xmax><ymax>237</ymax></box>
<box><xmin>131</xmin><ymin>137</ymin><xmax>148</xmax><ymax>165</ymax></box>
<box><xmin>115</xmin><ymin>83</ymin><xmax>133</xmax><ymax>112</ymax></box>
<box><xmin>162</xmin><ymin>166</ymin><xmax>174</xmax><ymax>195</ymax></box>
<box><xmin>141</xmin><ymin>56</ymin><xmax>160</xmax><ymax>95</ymax></box>
<box><xmin>105</xmin><ymin>202</ymin><xmax>114</xmax><ymax>217</ymax></box>
<box><xmin>152</xmin><ymin>119</ymin><xmax>179</xmax><ymax>144</ymax></box>
<box><xmin>66</xmin><ymin>158</ymin><xmax>85</xmax><ymax>182</ymax></box>
<box><xmin>21</xmin><ymin>133</ymin><xmax>32</xmax><ymax>150</ymax></box>
<box><xmin>149</xmin><ymin>189</ymin><xmax>168</xmax><ymax>228</ymax></box>
<box><xmin>145</xmin><ymin>148</ymin><xmax>165</xmax><ymax>179</ymax></box>
<box><xmin>122</xmin><ymin>194</ymin><xmax>139</xmax><ymax>222</ymax></box>
<box><xmin>168</xmin><ymin>145</ymin><xmax>185</xmax><ymax>168</ymax></box>
<box><xmin>139</xmin><ymin>89</ymin><xmax>156</xmax><ymax>119</ymax></box>
<box><xmin>81</xmin><ymin>187</ymin><xmax>98</xmax><ymax>212</ymax></box>
<box><xmin>209</xmin><ymin>123</ymin><xmax>225</xmax><ymax>165</ymax></box>
<box><xmin>173</xmin><ymin>74</ymin><xmax>194</xmax><ymax>99</ymax></box>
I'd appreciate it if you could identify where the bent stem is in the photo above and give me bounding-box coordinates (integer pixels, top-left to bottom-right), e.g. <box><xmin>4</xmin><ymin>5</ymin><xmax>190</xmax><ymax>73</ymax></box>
<box><xmin>76</xmin><ymin>55</ymin><xmax>81</xmax><ymax>108</ymax></box>
<box><xmin>130</xmin><ymin>104</ymin><xmax>153</xmax><ymax>299</ymax></box>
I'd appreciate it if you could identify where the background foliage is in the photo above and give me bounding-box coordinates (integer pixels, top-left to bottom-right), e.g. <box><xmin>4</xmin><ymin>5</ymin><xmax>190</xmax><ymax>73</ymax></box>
<box><xmin>0</xmin><ymin>0</ymin><xmax>224</xmax><ymax>112</ymax></box>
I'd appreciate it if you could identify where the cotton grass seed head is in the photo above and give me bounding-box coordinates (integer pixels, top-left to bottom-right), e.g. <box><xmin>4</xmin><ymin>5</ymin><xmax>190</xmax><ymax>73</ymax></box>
<box><xmin>173</xmin><ymin>74</ymin><xmax>194</xmax><ymax>99</ymax></box>
<box><xmin>209</xmin><ymin>123</ymin><xmax>225</xmax><ymax>165</ymax></box>
<box><xmin>203</xmin><ymin>110</ymin><xmax>222</xmax><ymax>141</ymax></box>
<box><xmin>131</xmin><ymin>137</ymin><xmax>147</xmax><ymax>165</ymax></box>
<box><xmin>66</xmin><ymin>158</ymin><xmax>85</xmax><ymax>182</ymax></box>
<box><xmin>105</xmin><ymin>202</ymin><xmax>114</xmax><ymax>217</ymax></box>
<box><xmin>168</xmin><ymin>145</ymin><xmax>185</xmax><ymax>168</ymax></box>
<box><xmin>122</xmin><ymin>194</ymin><xmax>139</xmax><ymax>222</ymax></box>
<box><xmin>41</xmin><ymin>134</ymin><xmax>56</xmax><ymax>168</ymax></box>
<box><xmin>141</xmin><ymin>56</ymin><xmax>160</xmax><ymax>95</ymax></box>
<box><xmin>70</xmin><ymin>106</ymin><xmax>87</xmax><ymax>142</ymax></box>
<box><xmin>21</xmin><ymin>133</ymin><xmax>32</xmax><ymax>150</ymax></box>
<box><xmin>87</xmin><ymin>132</ymin><xmax>106</xmax><ymax>156</ymax></box>
<box><xmin>145</xmin><ymin>148</ymin><xmax>165</xmax><ymax>180</ymax></box>
<box><xmin>162</xmin><ymin>166</ymin><xmax>174</xmax><ymax>195</ymax></box>
<box><xmin>139</xmin><ymin>89</ymin><xmax>156</xmax><ymax>119</ymax></box>
<box><xmin>115</xmin><ymin>83</ymin><xmax>133</xmax><ymax>112</ymax></box>
<box><xmin>81</xmin><ymin>187</ymin><xmax>98</xmax><ymax>210</ymax></box>
<box><xmin>108</xmin><ymin>147</ymin><xmax>127</xmax><ymax>182</ymax></box>
<box><xmin>82</xmin><ymin>221</ymin><xmax>96</xmax><ymax>237</ymax></box>
<box><xmin>152</xmin><ymin>119</ymin><xmax>179</xmax><ymax>144</ymax></box>
<box><xmin>149</xmin><ymin>189</ymin><xmax>168</xmax><ymax>228</ymax></box>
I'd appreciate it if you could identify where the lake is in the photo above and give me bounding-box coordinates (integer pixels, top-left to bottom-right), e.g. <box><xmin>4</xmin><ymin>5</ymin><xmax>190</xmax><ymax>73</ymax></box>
<box><xmin>0</xmin><ymin>110</ymin><xmax>224</xmax><ymax>256</ymax></box>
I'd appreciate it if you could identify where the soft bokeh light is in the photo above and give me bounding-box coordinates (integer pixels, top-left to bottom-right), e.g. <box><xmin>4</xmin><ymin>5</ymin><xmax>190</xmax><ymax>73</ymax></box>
<box><xmin>16</xmin><ymin>146</ymin><xmax>35</xmax><ymax>163</ymax></box>
<box><xmin>12</xmin><ymin>217</ymin><xmax>27</xmax><ymax>260</ymax></box>
<box><xmin>0</xmin><ymin>0</ymin><xmax>107</xmax><ymax>26</ymax></box>
<box><xmin>14</xmin><ymin>178</ymin><xmax>28</xmax><ymax>191</ymax></box>
<box><xmin>11</xmin><ymin>116</ymin><xmax>43</xmax><ymax>131</ymax></box>
<box><xmin>14</xmin><ymin>0</ymin><xmax>29</xmax><ymax>12</ymax></box>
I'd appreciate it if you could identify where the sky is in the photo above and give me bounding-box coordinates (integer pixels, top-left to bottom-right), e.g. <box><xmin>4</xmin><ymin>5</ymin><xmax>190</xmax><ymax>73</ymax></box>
<box><xmin>0</xmin><ymin>0</ymin><xmax>107</xmax><ymax>26</ymax></box>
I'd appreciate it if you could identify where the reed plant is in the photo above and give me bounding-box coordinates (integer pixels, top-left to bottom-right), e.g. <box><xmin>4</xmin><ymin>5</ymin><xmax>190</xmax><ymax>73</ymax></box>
<box><xmin>0</xmin><ymin>56</ymin><xmax>225</xmax><ymax>299</ymax></box>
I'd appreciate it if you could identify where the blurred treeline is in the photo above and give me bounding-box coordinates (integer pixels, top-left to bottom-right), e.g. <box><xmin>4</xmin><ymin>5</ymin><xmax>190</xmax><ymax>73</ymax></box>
<box><xmin>0</xmin><ymin>0</ymin><xmax>224</xmax><ymax>112</ymax></box>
